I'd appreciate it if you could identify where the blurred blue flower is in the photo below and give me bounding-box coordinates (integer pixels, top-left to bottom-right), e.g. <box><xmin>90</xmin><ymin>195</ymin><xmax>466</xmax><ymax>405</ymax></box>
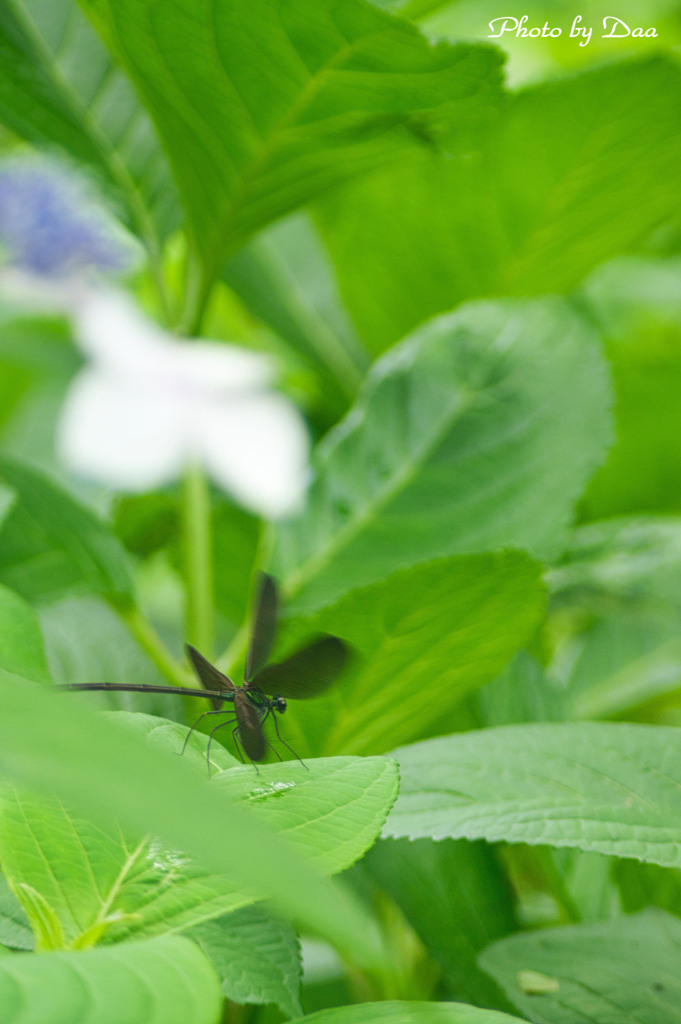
<box><xmin>0</xmin><ymin>158</ymin><xmax>134</xmax><ymax>284</ymax></box>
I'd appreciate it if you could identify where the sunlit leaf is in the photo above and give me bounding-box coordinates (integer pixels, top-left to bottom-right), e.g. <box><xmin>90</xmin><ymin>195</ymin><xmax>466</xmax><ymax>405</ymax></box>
<box><xmin>0</xmin><ymin>934</ymin><xmax>221</xmax><ymax>1024</ymax></box>
<box><xmin>317</xmin><ymin>56</ymin><xmax>681</xmax><ymax>352</ymax></box>
<box><xmin>0</xmin><ymin>714</ymin><xmax>398</xmax><ymax>947</ymax></box>
<box><xmin>80</xmin><ymin>0</ymin><xmax>504</xmax><ymax>274</ymax></box>
<box><xmin>279</xmin><ymin>553</ymin><xmax>544</xmax><ymax>756</ymax></box>
<box><xmin>0</xmin><ymin>672</ymin><xmax>388</xmax><ymax>966</ymax></box>
<box><xmin>190</xmin><ymin>906</ymin><xmax>302</xmax><ymax>1019</ymax></box>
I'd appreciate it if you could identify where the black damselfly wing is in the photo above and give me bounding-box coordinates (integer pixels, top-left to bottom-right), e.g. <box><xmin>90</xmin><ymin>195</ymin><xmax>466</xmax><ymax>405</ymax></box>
<box><xmin>185</xmin><ymin>644</ymin><xmax>236</xmax><ymax>695</ymax></box>
<box><xmin>234</xmin><ymin>690</ymin><xmax>266</xmax><ymax>761</ymax></box>
<box><xmin>245</xmin><ymin>573</ymin><xmax>278</xmax><ymax>681</ymax></box>
<box><xmin>248</xmin><ymin>635</ymin><xmax>348</xmax><ymax>699</ymax></box>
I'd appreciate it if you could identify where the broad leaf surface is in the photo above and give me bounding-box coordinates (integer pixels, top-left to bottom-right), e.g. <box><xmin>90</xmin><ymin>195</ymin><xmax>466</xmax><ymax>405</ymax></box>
<box><xmin>0</xmin><ymin>0</ymin><xmax>178</xmax><ymax>251</ymax></box>
<box><xmin>480</xmin><ymin>909</ymin><xmax>681</xmax><ymax>1024</ymax></box>
<box><xmin>0</xmin><ymin>583</ymin><xmax>50</xmax><ymax>683</ymax></box>
<box><xmin>385</xmin><ymin>722</ymin><xmax>681</xmax><ymax>867</ymax></box>
<box><xmin>0</xmin><ymin>714</ymin><xmax>398</xmax><ymax>946</ymax></box>
<box><xmin>190</xmin><ymin>906</ymin><xmax>302</xmax><ymax>1019</ymax></box>
<box><xmin>288</xmin><ymin>1001</ymin><xmax>529</xmax><ymax>1023</ymax></box>
<box><xmin>0</xmin><ymin>673</ymin><xmax>388</xmax><ymax>966</ymax></box>
<box><xmin>278</xmin><ymin>553</ymin><xmax>544</xmax><ymax>756</ymax></box>
<box><xmin>0</xmin><ymin>934</ymin><xmax>221</xmax><ymax>1024</ymax></box>
<box><xmin>274</xmin><ymin>297</ymin><xmax>612</xmax><ymax>614</ymax></box>
<box><xmin>317</xmin><ymin>56</ymin><xmax>681</xmax><ymax>352</ymax></box>
<box><xmin>0</xmin><ymin>458</ymin><xmax>134</xmax><ymax>607</ymax></box>
<box><xmin>79</xmin><ymin>0</ymin><xmax>504</xmax><ymax>273</ymax></box>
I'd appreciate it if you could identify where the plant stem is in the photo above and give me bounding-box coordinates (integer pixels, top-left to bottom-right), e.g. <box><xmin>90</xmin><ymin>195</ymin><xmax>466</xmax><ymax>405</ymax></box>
<box><xmin>216</xmin><ymin>520</ymin><xmax>274</xmax><ymax>675</ymax></box>
<box><xmin>119</xmin><ymin>605</ymin><xmax>189</xmax><ymax>688</ymax></box>
<box><xmin>182</xmin><ymin>463</ymin><xmax>214</xmax><ymax>657</ymax></box>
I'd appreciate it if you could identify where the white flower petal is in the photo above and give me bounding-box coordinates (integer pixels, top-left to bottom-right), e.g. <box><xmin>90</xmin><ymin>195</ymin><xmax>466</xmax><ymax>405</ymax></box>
<box><xmin>196</xmin><ymin>393</ymin><xmax>310</xmax><ymax>519</ymax></box>
<box><xmin>73</xmin><ymin>288</ymin><xmax>273</xmax><ymax>392</ymax></box>
<box><xmin>0</xmin><ymin>267</ymin><xmax>83</xmax><ymax>313</ymax></box>
<box><xmin>72</xmin><ymin>289</ymin><xmax>171</xmax><ymax>375</ymax></box>
<box><xmin>173</xmin><ymin>341</ymin><xmax>274</xmax><ymax>392</ymax></box>
<box><xmin>57</xmin><ymin>369</ymin><xmax>186</xmax><ymax>491</ymax></box>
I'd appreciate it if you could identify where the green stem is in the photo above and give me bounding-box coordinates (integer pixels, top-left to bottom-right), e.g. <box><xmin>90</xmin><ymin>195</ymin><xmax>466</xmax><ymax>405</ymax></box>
<box><xmin>182</xmin><ymin>463</ymin><xmax>214</xmax><ymax>657</ymax></box>
<box><xmin>216</xmin><ymin>520</ymin><xmax>275</xmax><ymax>675</ymax></box>
<box><xmin>179</xmin><ymin>247</ymin><xmax>213</xmax><ymax>336</ymax></box>
<box><xmin>119</xmin><ymin>605</ymin><xmax>190</xmax><ymax>688</ymax></box>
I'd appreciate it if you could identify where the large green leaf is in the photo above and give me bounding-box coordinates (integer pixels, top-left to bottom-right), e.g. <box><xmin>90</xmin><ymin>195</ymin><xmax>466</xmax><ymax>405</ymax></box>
<box><xmin>0</xmin><ymin>458</ymin><xmax>134</xmax><ymax>607</ymax></box>
<box><xmin>0</xmin><ymin>934</ymin><xmax>221</xmax><ymax>1024</ymax></box>
<box><xmin>0</xmin><ymin>715</ymin><xmax>398</xmax><ymax>946</ymax></box>
<box><xmin>0</xmin><ymin>672</ymin><xmax>388</xmax><ymax>967</ymax></box>
<box><xmin>274</xmin><ymin>297</ymin><xmax>612</xmax><ymax>614</ymax></box>
<box><xmin>289</xmin><ymin>1002</ymin><xmax>528</xmax><ymax>1023</ymax></box>
<box><xmin>316</xmin><ymin>56</ymin><xmax>681</xmax><ymax>352</ymax></box>
<box><xmin>190</xmin><ymin>906</ymin><xmax>302</xmax><ymax>1019</ymax></box>
<box><xmin>479</xmin><ymin>909</ymin><xmax>681</xmax><ymax>1024</ymax></box>
<box><xmin>0</xmin><ymin>583</ymin><xmax>50</xmax><ymax>683</ymax></box>
<box><xmin>79</xmin><ymin>0</ymin><xmax>504</xmax><ymax>278</ymax></box>
<box><xmin>278</xmin><ymin>553</ymin><xmax>544</xmax><ymax>757</ymax></box>
<box><xmin>0</xmin><ymin>0</ymin><xmax>178</xmax><ymax>252</ymax></box>
<box><xmin>385</xmin><ymin>722</ymin><xmax>681</xmax><ymax>868</ymax></box>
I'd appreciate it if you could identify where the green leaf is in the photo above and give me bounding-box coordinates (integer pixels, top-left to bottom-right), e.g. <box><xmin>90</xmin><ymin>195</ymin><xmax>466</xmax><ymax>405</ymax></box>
<box><xmin>385</xmin><ymin>723</ymin><xmax>681</xmax><ymax>868</ymax></box>
<box><xmin>0</xmin><ymin>673</ymin><xmax>388</xmax><ymax>967</ymax></box>
<box><xmin>279</xmin><ymin>553</ymin><xmax>544</xmax><ymax>756</ymax></box>
<box><xmin>0</xmin><ymin>0</ymin><xmax>178</xmax><ymax>252</ymax></box>
<box><xmin>10</xmin><ymin>882</ymin><xmax>64</xmax><ymax>952</ymax></box>
<box><xmin>365</xmin><ymin>838</ymin><xmax>516</xmax><ymax>1008</ymax></box>
<box><xmin>0</xmin><ymin>458</ymin><xmax>134</xmax><ymax>607</ymax></box>
<box><xmin>0</xmin><ymin>583</ymin><xmax>50</xmax><ymax>683</ymax></box>
<box><xmin>479</xmin><ymin>909</ymin><xmax>681</xmax><ymax>1024</ymax></box>
<box><xmin>0</xmin><ymin>716</ymin><xmax>398</xmax><ymax>948</ymax></box>
<box><xmin>0</xmin><ymin>875</ymin><xmax>32</xmax><ymax>951</ymax></box>
<box><xmin>79</xmin><ymin>0</ymin><xmax>504</xmax><ymax>277</ymax></box>
<box><xmin>317</xmin><ymin>56</ymin><xmax>681</xmax><ymax>352</ymax></box>
<box><xmin>190</xmin><ymin>906</ymin><xmax>302</xmax><ymax>1019</ymax></box>
<box><xmin>274</xmin><ymin>297</ymin><xmax>612</xmax><ymax>614</ymax></box>
<box><xmin>288</xmin><ymin>1001</ymin><xmax>529</xmax><ymax>1023</ymax></box>
<box><xmin>0</xmin><ymin>934</ymin><xmax>221</xmax><ymax>1024</ymax></box>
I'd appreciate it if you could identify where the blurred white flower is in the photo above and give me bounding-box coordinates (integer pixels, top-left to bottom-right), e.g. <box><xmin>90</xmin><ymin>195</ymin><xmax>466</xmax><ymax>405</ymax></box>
<box><xmin>57</xmin><ymin>290</ymin><xmax>310</xmax><ymax>518</ymax></box>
